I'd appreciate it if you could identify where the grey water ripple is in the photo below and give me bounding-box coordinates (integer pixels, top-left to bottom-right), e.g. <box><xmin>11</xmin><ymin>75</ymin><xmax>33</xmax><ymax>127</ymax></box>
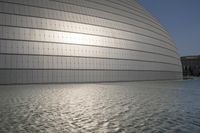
<box><xmin>0</xmin><ymin>80</ymin><xmax>200</xmax><ymax>132</ymax></box>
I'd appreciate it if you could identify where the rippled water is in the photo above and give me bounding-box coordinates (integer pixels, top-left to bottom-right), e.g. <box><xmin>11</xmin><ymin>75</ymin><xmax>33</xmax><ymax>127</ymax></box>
<box><xmin>0</xmin><ymin>79</ymin><xmax>200</xmax><ymax>133</ymax></box>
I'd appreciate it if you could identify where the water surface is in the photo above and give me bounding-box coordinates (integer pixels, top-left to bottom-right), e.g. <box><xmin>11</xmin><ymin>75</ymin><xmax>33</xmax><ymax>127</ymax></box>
<box><xmin>0</xmin><ymin>79</ymin><xmax>200</xmax><ymax>133</ymax></box>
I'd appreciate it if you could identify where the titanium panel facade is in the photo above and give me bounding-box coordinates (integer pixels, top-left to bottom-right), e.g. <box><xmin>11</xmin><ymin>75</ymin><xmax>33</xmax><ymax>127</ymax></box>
<box><xmin>0</xmin><ymin>0</ymin><xmax>182</xmax><ymax>84</ymax></box>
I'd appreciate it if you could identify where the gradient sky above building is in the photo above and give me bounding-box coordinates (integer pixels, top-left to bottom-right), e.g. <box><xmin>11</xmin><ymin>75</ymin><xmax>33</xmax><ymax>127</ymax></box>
<box><xmin>139</xmin><ymin>0</ymin><xmax>200</xmax><ymax>56</ymax></box>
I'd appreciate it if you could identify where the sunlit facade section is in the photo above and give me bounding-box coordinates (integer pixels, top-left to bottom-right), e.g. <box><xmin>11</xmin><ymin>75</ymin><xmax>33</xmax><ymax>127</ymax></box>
<box><xmin>0</xmin><ymin>0</ymin><xmax>182</xmax><ymax>84</ymax></box>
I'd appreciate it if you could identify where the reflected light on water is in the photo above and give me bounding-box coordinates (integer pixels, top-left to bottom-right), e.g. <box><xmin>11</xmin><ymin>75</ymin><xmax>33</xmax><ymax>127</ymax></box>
<box><xmin>0</xmin><ymin>80</ymin><xmax>200</xmax><ymax>132</ymax></box>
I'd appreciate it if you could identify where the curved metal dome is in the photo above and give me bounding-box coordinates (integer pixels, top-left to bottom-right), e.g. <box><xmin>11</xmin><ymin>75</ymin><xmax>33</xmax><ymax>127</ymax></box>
<box><xmin>0</xmin><ymin>0</ymin><xmax>182</xmax><ymax>84</ymax></box>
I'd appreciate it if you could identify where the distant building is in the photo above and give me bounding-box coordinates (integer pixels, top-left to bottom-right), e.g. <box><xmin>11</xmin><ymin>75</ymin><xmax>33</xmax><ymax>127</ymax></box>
<box><xmin>181</xmin><ymin>55</ymin><xmax>200</xmax><ymax>77</ymax></box>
